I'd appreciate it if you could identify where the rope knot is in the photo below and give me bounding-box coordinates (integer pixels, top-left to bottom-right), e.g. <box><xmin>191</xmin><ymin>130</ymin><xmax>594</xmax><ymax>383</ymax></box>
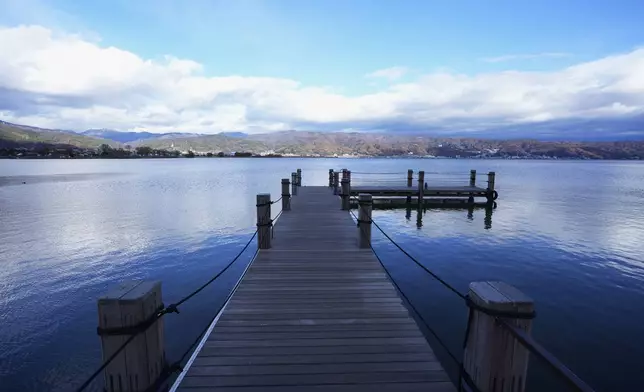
<box><xmin>164</xmin><ymin>304</ymin><xmax>180</xmax><ymax>314</ymax></box>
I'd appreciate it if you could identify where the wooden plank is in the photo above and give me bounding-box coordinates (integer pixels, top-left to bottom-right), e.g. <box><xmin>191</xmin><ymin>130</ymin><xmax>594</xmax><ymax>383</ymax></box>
<box><xmin>176</xmin><ymin>186</ymin><xmax>454</xmax><ymax>392</ymax></box>
<box><xmin>192</xmin><ymin>352</ymin><xmax>438</xmax><ymax>366</ymax></box>
<box><xmin>206</xmin><ymin>329</ymin><xmax>423</xmax><ymax>340</ymax></box>
<box><xmin>180</xmin><ymin>371</ymin><xmax>451</xmax><ymax>387</ymax></box>
<box><xmin>196</xmin><ymin>344</ymin><xmax>435</xmax><ymax>357</ymax></box>
<box><xmin>179</xmin><ymin>382</ymin><xmax>456</xmax><ymax>392</ymax></box>
<box><xmin>187</xmin><ymin>361</ymin><xmax>444</xmax><ymax>376</ymax></box>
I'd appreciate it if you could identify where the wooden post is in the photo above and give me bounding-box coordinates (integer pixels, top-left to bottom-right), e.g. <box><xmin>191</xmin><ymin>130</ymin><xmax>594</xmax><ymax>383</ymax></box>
<box><xmin>256</xmin><ymin>193</ymin><xmax>271</xmax><ymax>249</ymax></box>
<box><xmin>328</xmin><ymin>169</ymin><xmax>334</xmax><ymax>187</ymax></box>
<box><xmin>341</xmin><ymin>168</ymin><xmax>347</xmax><ymax>180</ymax></box>
<box><xmin>296</xmin><ymin>169</ymin><xmax>302</xmax><ymax>186</ymax></box>
<box><xmin>346</xmin><ymin>170</ymin><xmax>351</xmax><ymax>184</ymax></box>
<box><xmin>281</xmin><ymin>178</ymin><xmax>291</xmax><ymax>211</ymax></box>
<box><xmin>407</xmin><ymin>169</ymin><xmax>413</xmax><ymax>187</ymax></box>
<box><xmin>470</xmin><ymin>170</ymin><xmax>477</xmax><ymax>187</ymax></box>
<box><xmin>333</xmin><ymin>171</ymin><xmax>340</xmax><ymax>195</ymax></box>
<box><xmin>291</xmin><ymin>173</ymin><xmax>298</xmax><ymax>196</ymax></box>
<box><xmin>98</xmin><ymin>281</ymin><xmax>165</xmax><ymax>392</ymax></box>
<box><xmin>463</xmin><ymin>281</ymin><xmax>534</xmax><ymax>392</ymax></box>
<box><xmin>341</xmin><ymin>178</ymin><xmax>350</xmax><ymax>210</ymax></box>
<box><xmin>487</xmin><ymin>171</ymin><xmax>496</xmax><ymax>203</ymax></box>
<box><xmin>417</xmin><ymin>170</ymin><xmax>425</xmax><ymax>207</ymax></box>
<box><xmin>357</xmin><ymin>194</ymin><xmax>372</xmax><ymax>248</ymax></box>
<box><xmin>487</xmin><ymin>171</ymin><xmax>496</xmax><ymax>191</ymax></box>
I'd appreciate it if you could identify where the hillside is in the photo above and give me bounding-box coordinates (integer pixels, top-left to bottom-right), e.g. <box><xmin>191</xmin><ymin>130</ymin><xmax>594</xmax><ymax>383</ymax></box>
<box><xmin>82</xmin><ymin>129</ymin><xmax>201</xmax><ymax>143</ymax></box>
<box><xmin>1</xmin><ymin>120</ymin><xmax>643</xmax><ymax>159</ymax></box>
<box><xmin>133</xmin><ymin>134</ymin><xmax>268</xmax><ymax>153</ymax></box>
<box><xmin>0</xmin><ymin>121</ymin><xmax>118</xmax><ymax>149</ymax></box>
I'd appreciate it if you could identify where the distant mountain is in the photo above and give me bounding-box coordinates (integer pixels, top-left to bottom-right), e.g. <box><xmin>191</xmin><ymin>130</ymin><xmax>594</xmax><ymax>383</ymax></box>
<box><xmin>0</xmin><ymin>121</ymin><xmax>118</xmax><ymax>149</ymax></box>
<box><xmin>81</xmin><ymin>129</ymin><xmax>200</xmax><ymax>143</ymax></box>
<box><xmin>218</xmin><ymin>132</ymin><xmax>248</xmax><ymax>138</ymax></box>
<box><xmin>2</xmin><ymin>120</ymin><xmax>644</xmax><ymax>159</ymax></box>
<box><xmin>134</xmin><ymin>134</ymin><xmax>267</xmax><ymax>153</ymax></box>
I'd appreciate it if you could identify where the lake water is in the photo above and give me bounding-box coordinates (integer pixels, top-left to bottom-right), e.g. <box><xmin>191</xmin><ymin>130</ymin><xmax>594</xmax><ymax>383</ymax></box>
<box><xmin>0</xmin><ymin>158</ymin><xmax>643</xmax><ymax>392</ymax></box>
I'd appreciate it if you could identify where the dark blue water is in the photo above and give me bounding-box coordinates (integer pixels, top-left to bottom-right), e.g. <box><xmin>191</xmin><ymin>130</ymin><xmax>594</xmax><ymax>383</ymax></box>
<box><xmin>0</xmin><ymin>159</ymin><xmax>642</xmax><ymax>391</ymax></box>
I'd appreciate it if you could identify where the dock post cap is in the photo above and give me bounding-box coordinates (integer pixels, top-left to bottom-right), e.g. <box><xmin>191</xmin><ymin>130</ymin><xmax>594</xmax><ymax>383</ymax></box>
<box><xmin>463</xmin><ymin>281</ymin><xmax>534</xmax><ymax>392</ymax></box>
<box><xmin>468</xmin><ymin>281</ymin><xmax>534</xmax><ymax>312</ymax></box>
<box><xmin>97</xmin><ymin>280</ymin><xmax>165</xmax><ymax>391</ymax></box>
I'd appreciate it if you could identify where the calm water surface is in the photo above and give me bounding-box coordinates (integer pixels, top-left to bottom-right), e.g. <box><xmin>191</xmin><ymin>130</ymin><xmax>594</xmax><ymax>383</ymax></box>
<box><xmin>0</xmin><ymin>158</ymin><xmax>643</xmax><ymax>391</ymax></box>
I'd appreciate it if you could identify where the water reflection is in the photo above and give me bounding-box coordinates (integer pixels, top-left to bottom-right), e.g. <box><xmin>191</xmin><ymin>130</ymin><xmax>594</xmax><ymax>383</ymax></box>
<box><xmin>402</xmin><ymin>204</ymin><xmax>495</xmax><ymax>230</ymax></box>
<box><xmin>0</xmin><ymin>158</ymin><xmax>643</xmax><ymax>392</ymax></box>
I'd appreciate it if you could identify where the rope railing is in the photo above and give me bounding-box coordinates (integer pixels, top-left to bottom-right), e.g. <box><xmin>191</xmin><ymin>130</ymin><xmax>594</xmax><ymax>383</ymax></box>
<box><xmin>347</xmin><ymin>195</ymin><xmax>594</xmax><ymax>392</ymax></box>
<box><xmin>75</xmin><ymin>198</ymin><xmax>284</xmax><ymax>392</ymax></box>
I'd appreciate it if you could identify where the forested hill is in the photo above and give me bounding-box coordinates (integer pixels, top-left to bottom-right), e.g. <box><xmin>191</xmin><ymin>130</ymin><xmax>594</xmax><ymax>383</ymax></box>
<box><xmin>1</xmin><ymin>121</ymin><xmax>643</xmax><ymax>159</ymax></box>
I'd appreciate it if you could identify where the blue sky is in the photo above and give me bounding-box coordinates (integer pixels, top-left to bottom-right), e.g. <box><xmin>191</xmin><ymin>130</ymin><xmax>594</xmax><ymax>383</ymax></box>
<box><xmin>1</xmin><ymin>0</ymin><xmax>644</xmax><ymax>138</ymax></box>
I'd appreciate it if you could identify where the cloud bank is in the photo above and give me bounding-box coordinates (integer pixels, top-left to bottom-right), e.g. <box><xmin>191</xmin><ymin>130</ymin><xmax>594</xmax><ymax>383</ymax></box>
<box><xmin>0</xmin><ymin>25</ymin><xmax>643</xmax><ymax>137</ymax></box>
<box><xmin>482</xmin><ymin>52</ymin><xmax>572</xmax><ymax>63</ymax></box>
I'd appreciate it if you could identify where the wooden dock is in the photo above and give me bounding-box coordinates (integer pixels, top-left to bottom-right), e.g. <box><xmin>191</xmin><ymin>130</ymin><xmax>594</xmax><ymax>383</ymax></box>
<box><xmin>173</xmin><ymin>186</ymin><xmax>455</xmax><ymax>391</ymax></box>
<box><xmin>351</xmin><ymin>185</ymin><xmax>488</xmax><ymax>197</ymax></box>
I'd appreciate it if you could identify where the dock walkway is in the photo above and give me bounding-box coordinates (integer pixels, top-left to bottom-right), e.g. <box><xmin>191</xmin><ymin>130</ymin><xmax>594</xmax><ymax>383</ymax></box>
<box><xmin>176</xmin><ymin>186</ymin><xmax>454</xmax><ymax>391</ymax></box>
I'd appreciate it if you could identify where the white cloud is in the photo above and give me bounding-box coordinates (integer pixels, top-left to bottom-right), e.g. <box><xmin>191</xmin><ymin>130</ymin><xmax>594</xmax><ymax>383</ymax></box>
<box><xmin>365</xmin><ymin>66</ymin><xmax>409</xmax><ymax>81</ymax></box>
<box><xmin>482</xmin><ymin>52</ymin><xmax>572</xmax><ymax>63</ymax></box>
<box><xmin>0</xmin><ymin>25</ymin><xmax>643</xmax><ymax>135</ymax></box>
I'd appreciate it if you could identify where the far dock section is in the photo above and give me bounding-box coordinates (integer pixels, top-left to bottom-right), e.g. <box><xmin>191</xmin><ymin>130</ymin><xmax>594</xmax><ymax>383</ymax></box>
<box><xmin>331</xmin><ymin>168</ymin><xmax>498</xmax><ymax>208</ymax></box>
<box><xmin>176</xmin><ymin>186</ymin><xmax>455</xmax><ymax>391</ymax></box>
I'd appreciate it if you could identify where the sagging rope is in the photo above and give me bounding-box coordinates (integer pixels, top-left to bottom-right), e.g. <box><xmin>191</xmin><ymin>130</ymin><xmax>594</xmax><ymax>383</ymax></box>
<box><xmin>347</xmin><ymin>200</ymin><xmax>567</xmax><ymax>392</ymax></box>
<box><xmin>347</xmin><ymin>207</ymin><xmax>482</xmax><ymax>392</ymax></box>
<box><xmin>76</xmin><ymin>197</ymin><xmax>283</xmax><ymax>392</ymax></box>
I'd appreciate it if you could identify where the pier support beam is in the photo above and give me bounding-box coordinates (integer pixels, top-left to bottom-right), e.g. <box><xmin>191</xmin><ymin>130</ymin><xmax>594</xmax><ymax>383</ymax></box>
<box><xmin>328</xmin><ymin>169</ymin><xmax>334</xmax><ymax>187</ymax></box>
<box><xmin>256</xmin><ymin>193</ymin><xmax>272</xmax><ymax>249</ymax></box>
<box><xmin>417</xmin><ymin>170</ymin><xmax>425</xmax><ymax>207</ymax></box>
<box><xmin>333</xmin><ymin>171</ymin><xmax>340</xmax><ymax>195</ymax></box>
<box><xmin>281</xmin><ymin>178</ymin><xmax>291</xmax><ymax>211</ymax></box>
<box><xmin>486</xmin><ymin>171</ymin><xmax>496</xmax><ymax>203</ymax></box>
<box><xmin>407</xmin><ymin>169</ymin><xmax>413</xmax><ymax>187</ymax></box>
<box><xmin>97</xmin><ymin>281</ymin><xmax>165</xmax><ymax>392</ymax></box>
<box><xmin>341</xmin><ymin>178</ymin><xmax>350</xmax><ymax>210</ymax></box>
<box><xmin>470</xmin><ymin>170</ymin><xmax>477</xmax><ymax>187</ymax></box>
<box><xmin>296</xmin><ymin>169</ymin><xmax>302</xmax><ymax>187</ymax></box>
<box><xmin>463</xmin><ymin>281</ymin><xmax>534</xmax><ymax>392</ymax></box>
<box><xmin>291</xmin><ymin>173</ymin><xmax>298</xmax><ymax>196</ymax></box>
<box><xmin>358</xmin><ymin>193</ymin><xmax>372</xmax><ymax>248</ymax></box>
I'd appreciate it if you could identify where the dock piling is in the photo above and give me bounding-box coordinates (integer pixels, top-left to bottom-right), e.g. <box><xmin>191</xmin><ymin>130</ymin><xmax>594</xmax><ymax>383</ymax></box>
<box><xmin>256</xmin><ymin>193</ymin><xmax>272</xmax><ymax>249</ymax></box>
<box><xmin>407</xmin><ymin>169</ymin><xmax>413</xmax><ymax>187</ymax></box>
<box><xmin>463</xmin><ymin>281</ymin><xmax>534</xmax><ymax>392</ymax></box>
<box><xmin>97</xmin><ymin>281</ymin><xmax>165</xmax><ymax>392</ymax></box>
<box><xmin>487</xmin><ymin>171</ymin><xmax>496</xmax><ymax>203</ymax></box>
<box><xmin>291</xmin><ymin>173</ymin><xmax>298</xmax><ymax>196</ymax></box>
<box><xmin>333</xmin><ymin>171</ymin><xmax>340</xmax><ymax>195</ymax></box>
<box><xmin>470</xmin><ymin>170</ymin><xmax>477</xmax><ymax>187</ymax></box>
<box><xmin>358</xmin><ymin>193</ymin><xmax>373</xmax><ymax>248</ymax></box>
<box><xmin>296</xmin><ymin>169</ymin><xmax>302</xmax><ymax>186</ymax></box>
<box><xmin>341</xmin><ymin>178</ymin><xmax>350</xmax><ymax>210</ymax></box>
<box><xmin>417</xmin><ymin>170</ymin><xmax>425</xmax><ymax>206</ymax></box>
<box><xmin>281</xmin><ymin>178</ymin><xmax>291</xmax><ymax>211</ymax></box>
<box><xmin>328</xmin><ymin>169</ymin><xmax>334</xmax><ymax>187</ymax></box>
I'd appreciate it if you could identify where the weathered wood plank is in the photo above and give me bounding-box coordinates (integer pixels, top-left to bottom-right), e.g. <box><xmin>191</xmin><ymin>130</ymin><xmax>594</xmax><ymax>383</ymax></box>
<box><xmin>176</xmin><ymin>186</ymin><xmax>454</xmax><ymax>391</ymax></box>
<box><xmin>181</xmin><ymin>371</ymin><xmax>451</xmax><ymax>387</ymax></box>
<box><xmin>196</xmin><ymin>344</ymin><xmax>435</xmax><ymax>357</ymax></box>
<box><xmin>187</xmin><ymin>361</ymin><xmax>444</xmax><ymax>376</ymax></box>
<box><xmin>179</xmin><ymin>382</ymin><xmax>456</xmax><ymax>392</ymax></box>
<box><xmin>192</xmin><ymin>352</ymin><xmax>438</xmax><ymax>366</ymax></box>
